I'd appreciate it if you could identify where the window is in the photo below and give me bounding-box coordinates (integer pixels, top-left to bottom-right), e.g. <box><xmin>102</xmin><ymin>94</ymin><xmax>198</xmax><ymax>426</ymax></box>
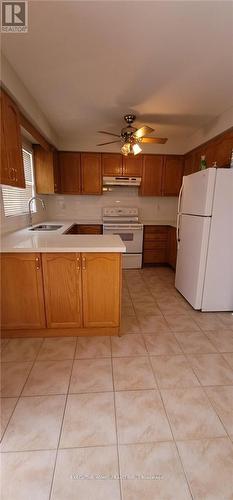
<box><xmin>2</xmin><ymin>148</ymin><xmax>36</xmax><ymax>217</ymax></box>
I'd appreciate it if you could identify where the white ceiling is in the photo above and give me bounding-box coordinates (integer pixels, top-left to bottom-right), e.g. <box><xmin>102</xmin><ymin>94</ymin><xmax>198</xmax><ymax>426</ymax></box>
<box><xmin>2</xmin><ymin>1</ymin><xmax>233</xmax><ymax>153</ymax></box>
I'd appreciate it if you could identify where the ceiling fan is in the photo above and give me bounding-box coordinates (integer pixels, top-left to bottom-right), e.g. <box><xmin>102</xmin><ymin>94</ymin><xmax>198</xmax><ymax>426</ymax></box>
<box><xmin>97</xmin><ymin>114</ymin><xmax>168</xmax><ymax>156</ymax></box>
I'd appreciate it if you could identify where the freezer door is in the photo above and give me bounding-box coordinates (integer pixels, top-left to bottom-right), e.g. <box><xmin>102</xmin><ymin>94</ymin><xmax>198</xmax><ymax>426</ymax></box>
<box><xmin>175</xmin><ymin>214</ymin><xmax>211</xmax><ymax>309</ymax></box>
<box><xmin>181</xmin><ymin>168</ymin><xmax>216</xmax><ymax>216</ymax></box>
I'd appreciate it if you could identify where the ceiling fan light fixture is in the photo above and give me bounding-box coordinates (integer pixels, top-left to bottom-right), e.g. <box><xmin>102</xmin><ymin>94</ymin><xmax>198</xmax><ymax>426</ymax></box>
<box><xmin>121</xmin><ymin>142</ymin><xmax>131</xmax><ymax>156</ymax></box>
<box><xmin>132</xmin><ymin>143</ymin><xmax>142</xmax><ymax>155</ymax></box>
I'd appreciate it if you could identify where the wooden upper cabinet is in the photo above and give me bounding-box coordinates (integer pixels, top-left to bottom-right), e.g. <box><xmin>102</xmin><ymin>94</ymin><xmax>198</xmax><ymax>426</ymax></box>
<box><xmin>102</xmin><ymin>153</ymin><xmax>122</xmax><ymax>176</ymax></box>
<box><xmin>214</xmin><ymin>131</ymin><xmax>233</xmax><ymax>167</ymax></box>
<box><xmin>0</xmin><ymin>90</ymin><xmax>25</xmax><ymax>188</ymax></box>
<box><xmin>42</xmin><ymin>253</ymin><xmax>82</xmax><ymax>328</ymax></box>
<box><xmin>58</xmin><ymin>152</ymin><xmax>81</xmax><ymax>194</ymax></box>
<box><xmin>122</xmin><ymin>155</ymin><xmax>142</xmax><ymax>177</ymax></box>
<box><xmin>184</xmin><ymin>153</ymin><xmax>196</xmax><ymax>176</ymax></box>
<box><xmin>140</xmin><ymin>155</ymin><xmax>163</xmax><ymax>196</ymax></box>
<box><xmin>34</xmin><ymin>145</ymin><xmax>57</xmax><ymax>194</ymax></box>
<box><xmin>82</xmin><ymin>252</ymin><xmax>121</xmax><ymax>327</ymax></box>
<box><xmin>162</xmin><ymin>155</ymin><xmax>184</xmax><ymax>196</ymax></box>
<box><xmin>81</xmin><ymin>153</ymin><xmax>102</xmax><ymax>195</ymax></box>
<box><xmin>1</xmin><ymin>253</ymin><xmax>45</xmax><ymax>330</ymax></box>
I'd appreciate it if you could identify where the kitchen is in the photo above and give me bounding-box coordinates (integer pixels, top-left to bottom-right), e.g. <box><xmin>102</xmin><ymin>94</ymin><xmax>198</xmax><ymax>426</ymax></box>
<box><xmin>1</xmin><ymin>2</ymin><xmax>233</xmax><ymax>500</ymax></box>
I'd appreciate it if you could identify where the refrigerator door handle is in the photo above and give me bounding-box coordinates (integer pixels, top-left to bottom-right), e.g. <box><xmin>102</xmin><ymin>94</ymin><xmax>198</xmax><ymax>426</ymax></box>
<box><xmin>176</xmin><ymin>182</ymin><xmax>184</xmax><ymax>245</ymax></box>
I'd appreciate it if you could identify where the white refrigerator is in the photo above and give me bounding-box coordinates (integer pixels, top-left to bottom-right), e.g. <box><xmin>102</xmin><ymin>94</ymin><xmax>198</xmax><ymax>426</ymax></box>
<box><xmin>175</xmin><ymin>168</ymin><xmax>233</xmax><ymax>311</ymax></box>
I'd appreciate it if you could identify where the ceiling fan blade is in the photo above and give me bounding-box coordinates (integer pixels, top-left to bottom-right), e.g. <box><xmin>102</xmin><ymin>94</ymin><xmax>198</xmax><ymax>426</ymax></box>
<box><xmin>141</xmin><ymin>137</ymin><xmax>168</xmax><ymax>144</ymax></box>
<box><xmin>134</xmin><ymin>125</ymin><xmax>154</xmax><ymax>139</ymax></box>
<box><xmin>98</xmin><ymin>131</ymin><xmax>120</xmax><ymax>138</ymax></box>
<box><xmin>97</xmin><ymin>140</ymin><xmax>121</xmax><ymax>146</ymax></box>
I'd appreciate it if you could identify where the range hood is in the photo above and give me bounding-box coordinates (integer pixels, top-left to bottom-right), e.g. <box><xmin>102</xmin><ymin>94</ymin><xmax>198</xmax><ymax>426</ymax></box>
<box><xmin>103</xmin><ymin>176</ymin><xmax>141</xmax><ymax>186</ymax></box>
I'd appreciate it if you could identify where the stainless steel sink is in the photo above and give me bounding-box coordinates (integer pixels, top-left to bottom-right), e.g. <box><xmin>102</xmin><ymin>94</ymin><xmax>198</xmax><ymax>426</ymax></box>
<box><xmin>29</xmin><ymin>224</ymin><xmax>62</xmax><ymax>231</ymax></box>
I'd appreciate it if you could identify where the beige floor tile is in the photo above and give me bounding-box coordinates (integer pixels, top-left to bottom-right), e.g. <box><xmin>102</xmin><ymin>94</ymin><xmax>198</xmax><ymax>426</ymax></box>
<box><xmin>217</xmin><ymin>313</ymin><xmax>233</xmax><ymax>329</ymax></box>
<box><xmin>119</xmin><ymin>442</ymin><xmax>191</xmax><ymax>500</ymax></box>
<box><xmin>76</xmin><ymin>336</ymin><xmax>111</xmax><ymax>359</ymax></box>
<box><xmin>150</xmin><ymin>355</ymin><xmax>200</xmax><ymax>389</ymax></box>
<box><xmin>1</xmin><ymin>450</ymin><xmax>56</xmax><ymax>500</ymax></box>
<box><xmin>115</xmin><ymin>389</ymin><xmax>172</xmax><ymax>444</ymax></box>
<box><xmin>51</xmin><ymin>446</ymin><xmax>121</xmax><ymax>500</ymax></box>
<box><xmin>205</xmin><ymin>386</ymin><xmax>233</xmax><ymax>437</ymax></box>
<box><xmin>111</xmin><ymin>334</ymin><xmax>146</xmax><ymax>357</ymax></box>
<box><xmin>113</xmin><ymin>356</ymin><xmax>156</xmax><ymax>390</ymax></box>
<box><xmin>177</xmin><ymin>437</ymin><xmax>233</xmax><ymax>500</ymax></box>
<box><xmin>70</xmin><ymin>358</ymin><xmax>113</xmax><ymax>393</ymax></box>
<box><xmin>131</xmin><ymin>294</ymin><xmax>155</xmax><ymax>305</ymax></box>
<box><xmin>164</xmin><ymin>314</ymin><xmax>200</xmax><ymax>332</ymax></box>
<box><xmin>161</xmin><ymin>387</ymin><xmax>226</xmax><ymax>440</ymax></box>
<box><xmin>138</xmin><ymin>315</ymin><xmax>171</xmax><ymax>334</ymax></box>
<box><xmin>157</xmin><ymin>298</ymin><xmax>191</xmax><ymax>314</ymax></box>
<box><xmin>0</xmin><ymin>397</ymin><xmax>18</xmax><ymax>439</ymax></box>
<box><xmin>1</xmin><ymin>338</ymin><xmax>43</xmax><ymax>362</ymax></box>
<box><xmin>121</xmin><ymin>305</ymin><xmax>136</xmax><ymax>317</ymax></box>
<box><xmin>60</xmin><ymin>393</ymin><xmax>116</xmax><ymax>448</ymax></box>
<box><xmin>1</xmin><ymin>362</ymin><xmax>33</xmax><ymax>397</ymax></box>
<box><xmin>1</xmin><ymin>395</ymin><xmax>65</xmax><ymax>451</ymax></box>
<box><xmin>38</xmin><ymin>337</ymin><xmax>77</xmax><ymax>361</ymax></box>
<box><xmin>205</xmin><ymin>330</ymin><xmax>233</xmax><ymax>352</ymax></box>
<box><xmin>134</xmin><ymin>302</ymin><xmax>162</xmax><ymax>316</ymax></box>
<box><xmin>22</xmin><ymin>360</ymin><xmax>72</xmax><ymax>396</ymax></box>
<box><xmin>120</xmin><ymin>316</ymin><xmax>141</xmax><ymax>334</ymax></box>
<box><xmin>144</xmin><ymin>333</ymin><xmax>182</xmax><ymax>355</ymax></box>
<box><xmin>192</xmin><ymin>312</ymin><xmax>225</xmax><ymax>331</ymax></box>
<box><xmin>175</xmin><ymin>331</ymin><xmax>217</xmax><ymax>354</ymax></box>
<box><xmin>187</xmin><ymin>354</ymin><xmax>233</xmax><ymax>386</ymax></box>
<box><xmin>222</xmin><ymin>352</ymin><xmax>233</xmax><ymax>369</ymax></box>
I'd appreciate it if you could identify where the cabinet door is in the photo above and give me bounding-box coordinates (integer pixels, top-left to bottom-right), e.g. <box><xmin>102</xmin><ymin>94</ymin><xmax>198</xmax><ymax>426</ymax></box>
<box><xmin>1</xmin><ymin>253</ymin><xmax>45</xmax><ymax>329</ymax></box>
<box><xmin>140</xmin><ymin>155</ymin><xmax>163</xmax><ymax>195</ymax></box>
<box><xmin>102</xmin><ymin>153</ymin><xmax>122</xmax><ymax>176</ymax></box>
<box><xmin>53</xmin><ymin>150</ymin><xmax>61</xmax><ymax>193</ymax></box>
<box><xmin>42</xmin><ymin>253</ymin><xmax>82</xmax><ymax>328</ymax></box>
<box><xmin>1</xmin><ymin>90</ymin><xmax>25</xmax><ymax>188</ymax></box>
<box><xmin>82</xmin><ymin>253</ymin><xmax>121</xmax><ymax>327</ymax></box>
<box><xmin>184</xmin><ymin>153</ymin><xmax>196</xmax><ymax>176</ymax></box>
<box><xmin>59</xmin><ymin>152</ymin><xmax>81</xmax><ymax>194</ymax></box>
<box><xmin>34</xmin><ymin>145</ymin><xmax>55</xmax><ymax>194</ymax></box>
<box><xmin>214</xmin><ymin>132</ymin><xmax>233</xmax><ymax>167</ymax></box>
<box><xmin>122</xmin><ymin>155</ymin><xmax>142</xmax><ymax>177</ymax></box>
<box><xmin>81</xmin><ymin>153</ymin><xmax>102</xmax><ymax>194</ymax></box>
<box><xmin>167</xmin><ymin>226</ymin><xmax>177</xmax><ymax>269</ymax></box>
<box><xmin>162</xmin><ymin>156</ymin><xmax>184</xmax><ymax>196</ymax></box>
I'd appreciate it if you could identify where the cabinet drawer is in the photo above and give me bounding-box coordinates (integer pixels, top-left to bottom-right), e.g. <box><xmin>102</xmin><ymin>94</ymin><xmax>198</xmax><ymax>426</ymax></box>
<box><xmin>78</xmin><ymin>225</ymin><xmax>103</xmax><ymax>234</ymax></box>
<box><xmin>144</xmin><ymin>240</ymin><xmax>168</xmax><ymax>250</ymax></box>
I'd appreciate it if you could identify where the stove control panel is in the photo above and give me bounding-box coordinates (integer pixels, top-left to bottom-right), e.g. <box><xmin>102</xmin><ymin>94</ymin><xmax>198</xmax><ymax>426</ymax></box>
<box><xmin>103</xmin><ymin>207</ymin><xmax>139</xmax><ymax>217</ymax></box>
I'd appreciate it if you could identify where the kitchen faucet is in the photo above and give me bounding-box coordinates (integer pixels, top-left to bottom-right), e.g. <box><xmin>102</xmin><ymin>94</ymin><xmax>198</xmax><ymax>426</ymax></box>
<box><xmin>28</xmin><ymin>196</ymin><xmax>46</xmax><ymax>227</ymax></box>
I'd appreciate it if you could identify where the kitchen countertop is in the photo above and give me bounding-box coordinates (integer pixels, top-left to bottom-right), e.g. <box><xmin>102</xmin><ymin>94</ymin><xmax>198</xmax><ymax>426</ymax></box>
<box><xmin>141</xmin><ymin>219</ymin><xmax>177</xmax><ymax>228</ymax></box>
<box><xmin>1</xmin><ymin>221</ymin><xmax>126</xmax><ymax>253</ymax></box>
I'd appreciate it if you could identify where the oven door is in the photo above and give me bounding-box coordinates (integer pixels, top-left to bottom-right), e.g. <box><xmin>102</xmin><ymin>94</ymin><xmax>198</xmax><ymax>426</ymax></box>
<box><xmin>103</xmin><ymin>225</ymin><xmax>143</xmax><ymax>253</ymax></box>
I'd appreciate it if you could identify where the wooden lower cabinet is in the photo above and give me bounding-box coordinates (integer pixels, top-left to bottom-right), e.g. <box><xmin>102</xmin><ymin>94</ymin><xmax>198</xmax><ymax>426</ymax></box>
<box><xmin>167</xmin><ymin>227</ymin><xmax>177</xmax><ymax>270</ymax></box>
<box><xmin>1</xmin><ymin>253</ymin><xmax>46</xmax><ymax>329</ymax></box>
<box><xmin>1</xmin><ymin>251</ymin><xmax>121</xmax><ymax>332</ymax></box>
<box><xmin>42</xmin><ymin>253</ymin><xmax>82</xmax><ymax>328</ymax></box>
<box><xmin>82</xmin><ymin>253</ymin><xmax>121</xmax><ymax>327</ymax></box>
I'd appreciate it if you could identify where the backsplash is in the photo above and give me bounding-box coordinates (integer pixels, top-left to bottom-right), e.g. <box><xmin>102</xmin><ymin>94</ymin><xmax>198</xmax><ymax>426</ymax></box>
<box><xmin>44</xmin><ymin>187</ymin><xmax>178</xmax><ymax>222</ymax></box>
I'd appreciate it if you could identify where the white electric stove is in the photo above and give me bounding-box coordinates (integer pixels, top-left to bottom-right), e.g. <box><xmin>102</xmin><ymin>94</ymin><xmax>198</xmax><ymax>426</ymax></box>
<box><xmin>103</xmin><ymin>207</ymin><xmax>143</xmax><ymax>269</ymax></box>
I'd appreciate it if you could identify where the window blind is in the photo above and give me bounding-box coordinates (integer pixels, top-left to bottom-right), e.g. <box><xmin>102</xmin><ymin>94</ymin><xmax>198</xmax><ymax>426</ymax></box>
<box><xmin>2</xmin><ymin>148</ymin><xmax>36</xmax><ymax>217</ymax></box>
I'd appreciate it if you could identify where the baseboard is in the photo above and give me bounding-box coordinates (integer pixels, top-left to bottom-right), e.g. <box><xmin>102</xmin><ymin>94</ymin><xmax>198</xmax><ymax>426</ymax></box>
<box><xmin>1</xmin><ymin>327</ymin><xmax>120</xmax><ymax>338</ymax></box>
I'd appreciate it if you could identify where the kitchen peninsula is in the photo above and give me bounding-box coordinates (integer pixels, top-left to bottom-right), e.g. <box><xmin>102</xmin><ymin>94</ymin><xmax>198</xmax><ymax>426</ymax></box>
<box><xmin>1</xmin><ymin>222</ymin><xmax>126</xmax><ymax>338</ymax></box>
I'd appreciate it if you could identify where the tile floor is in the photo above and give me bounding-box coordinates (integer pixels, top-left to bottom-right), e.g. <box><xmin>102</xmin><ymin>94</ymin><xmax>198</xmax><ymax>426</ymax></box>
<box><xmin>1</xmin><ymin>267</ymin><xmax>233</xmax><ymax>500</ymax></box>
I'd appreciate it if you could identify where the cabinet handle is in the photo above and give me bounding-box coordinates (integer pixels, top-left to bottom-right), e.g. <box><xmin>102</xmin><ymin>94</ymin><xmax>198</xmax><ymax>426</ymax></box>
<box><xmin>35</xmin><ymin>257</ymin><xmax>40</xmax><ymax>270</ymax></box>
<box><xmin>77</xmin><ymin>256</ymin><xmax>80</xmax><ymax>270</ymax></box>
<box><xmin>9</xmin><ymin>168</ymin><xmax>15</xmax><ymax>181</ymax></box>
<box><xmin>82</xmin><ymin>256</ymin><xmax>86</xmax><ymax>270</ymax></box>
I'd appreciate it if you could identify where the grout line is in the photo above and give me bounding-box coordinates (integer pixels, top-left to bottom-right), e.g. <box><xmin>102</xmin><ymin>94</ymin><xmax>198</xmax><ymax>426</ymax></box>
<box><xmin>146</xmin><ymin>352</ymin><xmax>195</xmax><ymax>499</ymax></box>
<box><xmin>110</xmin><ymin>337</ymin><xmax>123</xmax><ymax>500</ymax></box>
<box><xmin>0</xmin><ymin>338</ymin><xmax>45</xmax><ymax>443</ymax></box>
<box><xmin>48</xmin><ymin>337</ymin><xmax>78</xmax><ymax>500</ymax></box>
